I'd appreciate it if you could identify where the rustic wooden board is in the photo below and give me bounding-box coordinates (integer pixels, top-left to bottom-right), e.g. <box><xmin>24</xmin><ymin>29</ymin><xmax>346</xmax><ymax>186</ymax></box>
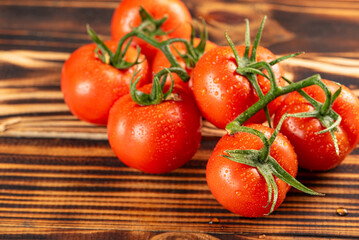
<box><xmin>0</xmin><ymin>0</ymin><xmax>359</xmax><ymax>239</ymax></box>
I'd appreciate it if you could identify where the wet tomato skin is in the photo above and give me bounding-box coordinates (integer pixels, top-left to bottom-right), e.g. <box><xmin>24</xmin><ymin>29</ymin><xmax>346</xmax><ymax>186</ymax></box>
<box><xmin>206</xmin><ymin>124</ymin><xmax>298</xmax><ymax>217</ymax></box>
<box><xmin>273</xmin><ymin>79</ymin><xmax>359</xmax><ymax>171</ymax></box>
<box><xmin>107</xmin><ymin>84</ymin><xmax>202</xmax><ymax>174</ymax></box>
<box><xmin>192</xmin><ymin>45</ymin><xmax>284</xmax><ymax>129</ymax></box>
<box><xmin>61</xmin><ymin>41</ymin><xmax>149</xmax><ymax>125</ymax></box>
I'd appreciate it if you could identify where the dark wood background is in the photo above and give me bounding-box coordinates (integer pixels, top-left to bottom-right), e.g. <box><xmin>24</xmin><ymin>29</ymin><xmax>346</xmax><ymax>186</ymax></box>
<box><xmin>1</xmin><ymin>0</ymin><xmax>359</xmax><ymax>239</ymax></box>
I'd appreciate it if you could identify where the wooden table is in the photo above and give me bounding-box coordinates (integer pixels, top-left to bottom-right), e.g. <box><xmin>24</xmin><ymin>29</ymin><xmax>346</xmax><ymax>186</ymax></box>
<box><xmin>1</xmin><ymin>0</ymin><xmax>359</xmax><ymax>239</ymax></box>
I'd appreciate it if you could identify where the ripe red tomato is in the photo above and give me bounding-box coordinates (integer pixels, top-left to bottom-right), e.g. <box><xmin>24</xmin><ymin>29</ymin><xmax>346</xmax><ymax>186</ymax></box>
<box><xmin>192</xmin><ymin>45</ymin><xmax>284</xmax><ymax>129</ymax></box>
<box><xmin>107</xmin><ymin>84</ymin><xmax>202</xmax><ymax>174</ymax></box>
<box><xmin>152</xmin><ymin>38</ymin><xmax>217</xmax><ymax>87</ymax></box>
<box><xmin>206</xmin><ymin>124</ymin><xmax>297</xmax><ymax>217</ymax></box>
<box><xmin>61</xmin><ymin>41</ymin><xmax>149</xmax><ymax>125</ymax></box>
<box><xmin>111</xmin><ymin>0</ymin><xmax>192</xmax><ymax>60</ymax></box>
<box><xmin>273</xmin><ymin>79</ymin><xmax>359</xmax><ymax>171</ymax></box>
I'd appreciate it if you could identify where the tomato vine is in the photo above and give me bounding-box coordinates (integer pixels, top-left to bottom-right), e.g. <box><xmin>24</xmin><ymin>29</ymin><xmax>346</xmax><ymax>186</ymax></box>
<box><xmin>80</xmin><ymin>4</ymin><xmax>359</xmax><ymax>216</ymax></box>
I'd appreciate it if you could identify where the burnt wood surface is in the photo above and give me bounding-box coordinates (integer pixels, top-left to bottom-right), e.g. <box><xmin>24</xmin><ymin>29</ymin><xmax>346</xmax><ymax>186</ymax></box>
<box><xmin>0</xmin><ymin>0</ymin><xmax>359</xmax><ymax>239</ymax></box>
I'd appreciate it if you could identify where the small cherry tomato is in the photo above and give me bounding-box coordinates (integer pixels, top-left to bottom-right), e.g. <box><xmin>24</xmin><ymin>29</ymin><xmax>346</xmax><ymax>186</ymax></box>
<box><xmin>61</xmin><ymin>41</ymin><xmax>149</xmax><ymax>125</ymax></box>
<box><xmin>273</xmin><ymin>79</ymin><xmax>359</xmax><ymax>171</ymax></box>
<box><xmin>192</xmin><ymin>45</ymin><xmax>284</xmax><ymax>129</ymax></box>
<box><xmin>111</xmin><ymin>0</ymin><xmax>192</xmax><ymax>60</ymax></box>
<box><xmin>107</xmin><ymin>84</ymin><xmax>202</xmax><ymax>174</ymax></box>
<box><xmin>206</xmin><ymin>124</ymin><xmax>298</xmax><ymax>217</ymax></box>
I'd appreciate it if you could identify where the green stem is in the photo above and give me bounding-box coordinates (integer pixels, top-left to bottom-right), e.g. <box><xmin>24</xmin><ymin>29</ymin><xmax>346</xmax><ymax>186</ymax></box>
<box><xmin>282</xmin><ymin>76</ymin><xmax>332</xmax><ymax>113</ymax></box>
<box><xmin>247</xmin><ymin>74</ymin><xmax>272</xmax><ymax>128</ymax></box>
<box><xmin>91</xmin><ymin>6</ymin><xmax>192</xmax><ymax>82</ymax></box>
<box><xmin>269</xmin><ymin>52</ymin><xmax>303</xmax><ymax>66</ymax></box>
<box><xmin>113</xmin><ymin>31</ymin><xmax>137</xmax><ymax>63</ymax></box>
<box><xmin>250</xmin><ymin>16</ymin><xmax>266</xmax><ymax>62</ymax></box>
<box><xmin>248</xmin><ymin>61</ymin><xmax>278</xmax><ymax>88</ymax></box>
<box><xmin>167</xmin><ymin>38</ymin><xmax>198</xmax><ymax>62</ymax></box>
<box><xmin>244</xmin><ymin>19</ymin><xmax>251</xmax><ymax>59</ymax></box>
<box><xmin>225</xmin><ymin>32</ymin><xmax>243</xmax><ymax>67</ymax></box>
<box><xmin>155</xmin><ymin>67</ymin><xmax>189</xmax><ymax>83</ymax></box>
<box><xmin>119</xmin><ymin>30</ymin><xmax>191</xmax><ymax>82</ymax></box>
<box><xmin>268</xmin><ymin>113</ymin><xmax>288</xmax><ymax>145</ymax></box>
<box><xmin>282</xmin><ymin>76</ymin><xmax>320</xmax><ymax>108</ymax></box>
<box><xmin>109</xmin><ymin>7</ymin><xmax>209</xmax><ymax>82</ymax></box>
<box><xmin>227</xmin><ymin>126</ymin><xmax>270</xmax><ymax>163</ymax></box>
<box><xmin>227</xmin><ymin>74</ymin><xmax>323</xmax><ymax>128</ymax></box>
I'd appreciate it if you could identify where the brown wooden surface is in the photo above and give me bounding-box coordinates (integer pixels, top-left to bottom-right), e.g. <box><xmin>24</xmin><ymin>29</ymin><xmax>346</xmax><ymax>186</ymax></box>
<box><xmin>1</xmin><ymin>0</ymin><xmax>359</xmax><ymax>239</ymax></box>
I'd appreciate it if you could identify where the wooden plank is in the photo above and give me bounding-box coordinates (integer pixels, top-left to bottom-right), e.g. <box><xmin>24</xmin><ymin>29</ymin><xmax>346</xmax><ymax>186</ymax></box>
<box><xmin>0</xmin><ymin>227</ymin><xmax>346</xmax><ymax>240</ymax></box>
<box><xmin>0</xmin><ymin>0</ymin><xmax>359</xmax><ymax>238</ymax></box>
<box><xmin>0</xmin><ymin>136</ymin><xmax>358</xmax><ymax>237</ymax></box>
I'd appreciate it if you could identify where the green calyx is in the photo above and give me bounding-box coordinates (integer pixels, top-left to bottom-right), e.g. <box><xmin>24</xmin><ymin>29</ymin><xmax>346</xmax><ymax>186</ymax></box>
<box><xmin>130</xmin><ymin>68</ymin><xmax>180</xmax><ymax>106</ymax></box>
<box><xmin>224</xmin><ymin>119</ymin><xmax>324</xmax><ymax>215</ymax></box>
<box><xmin>137</xmin><ymin>6</ymin><xmax>168</xmax><ymax>38</ymax></box>
<box><xmin>282</xmin><ymin>77</ymin><xmax>342</xmax><ymax>155</ymax></box>
<box><xmin>87</xmin><ymin>25</ymin><xmax>142</xmax><ymax>69</ymax></box>
<box><xmin>86</xmin><ymin>6</ymin><xmax>169</xmax><ymax>70</ymax></box>
<box><xmin>88</xmin><ymin>6</ymin><xmax>210</xmax><ymax>83</ymax></box>
<box><xmin>173</xmin><ymin>18</ymin><xmax>209</xmax><ymax>69</ymax></box>
<box><xmin>225</xmin><ymin>16</ymin><xmax>303</xmax><ymax>128</ymax></box>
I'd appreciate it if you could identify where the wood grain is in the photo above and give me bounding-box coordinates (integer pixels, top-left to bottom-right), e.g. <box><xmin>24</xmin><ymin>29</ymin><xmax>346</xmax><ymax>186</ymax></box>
<box><xmin>0</xmin><ymin>0</ymin><xmax>359</xmax><ymax>239</ymax></box>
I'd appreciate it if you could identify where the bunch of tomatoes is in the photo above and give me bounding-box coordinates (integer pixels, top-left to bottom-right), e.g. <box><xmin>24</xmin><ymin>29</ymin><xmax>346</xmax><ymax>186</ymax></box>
<box><xmin>61</xmin><ymin>0</ymin><xmax>359</xmax><ymax>218</ymax></box>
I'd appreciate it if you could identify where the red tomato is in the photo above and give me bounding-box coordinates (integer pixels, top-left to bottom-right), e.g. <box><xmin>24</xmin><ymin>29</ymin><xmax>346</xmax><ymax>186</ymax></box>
<box><xmin>61</xmin><ymin>41</ymin><xmax>149</xmax><ymax>125</ymax></box>
<box><xmin>192</xmin><ymin>45</ymin><xmax>284</xmax><ymax>129</ymax></box>
<box><xmin>273</xmin><ymin>79</ymin><xmax>359</xmax><ymax>171</ymax></box>
<box><xmin>206</xmin><ymin>124</ymin><xmax>298</xmax><ymax>217</ymax></box>
<box><xmin>111</xmin><ymin>0</ymin><xmax>192</xmax><ymax>61</ymax></box>
<box><xmin>152</xmin><ymin>38</ymin><xmax>217</xmax><ymax>87</ymax></box>
<box><xmin>107</xmin><ymin>84</ymin><xmax>202</xmax><ymax>174</ymax></box>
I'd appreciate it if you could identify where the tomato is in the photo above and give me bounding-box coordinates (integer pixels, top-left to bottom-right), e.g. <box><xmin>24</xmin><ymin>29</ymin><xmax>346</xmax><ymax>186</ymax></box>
<box><xmin>273</xmin><ymin>79</ymin><xmax>359</xmax><ymax>171</ymax></box>
<box><xmin>192</xmin><ymin>45</ymin><xmax>284</xmax><ymax>129</ymax></box>
<box><xmin>61</xmin><ymin>41</ymin><xmax>149</xmax><ymax>125</ymax></box>
<box><xmin>111</xmin><ymin>0</ymin><xmax>192</xmax><ymax>61</ymax></box>
<box><xmin>206</xmin><ymin>124</ymin><xmax>297</xmax><ymax>217</ymax></box>
<box><xmin>152</xmin><ymin>38</ymin><xmax>217</xmax><ymax>88</ymax></box>
<box><xmin>107</xmin><ymin>84</ymin><xmax>202</xmax><ymax>174</ymax></box>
